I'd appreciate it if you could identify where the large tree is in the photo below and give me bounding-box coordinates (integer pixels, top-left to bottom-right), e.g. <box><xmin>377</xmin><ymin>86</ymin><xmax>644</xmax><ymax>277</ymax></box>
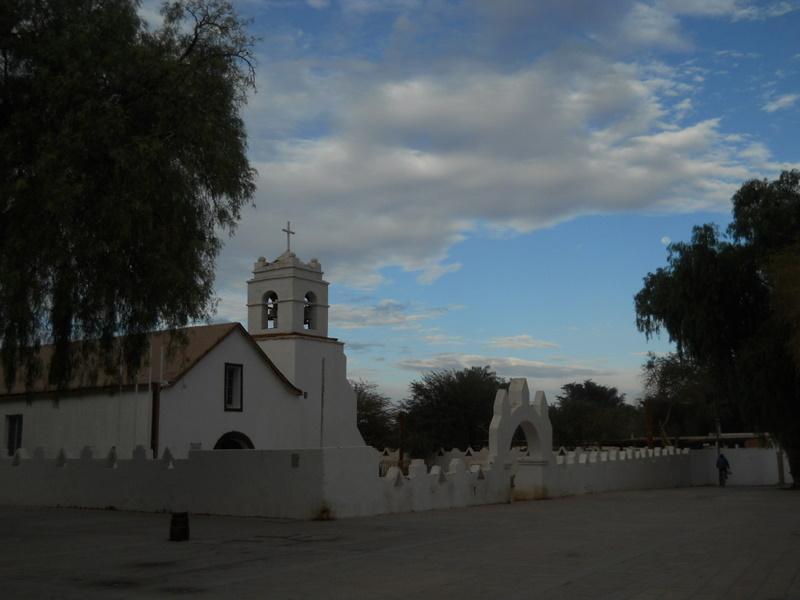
<box><xmin>549</xmin><ymin>380</ymin><xmax>639</xmax><ymax>447</ymax></box>
<box><xmin>352</xmin><ymin>379</ymin><xmax>397</xmax><ymax>450</ymax></box>
<box><xmin>641</xmin><ymin>352</ymin><xmax>720</xmax><ymax>443</ymax></box>
<box><xmin>635</xmin><ymin>171</ymin><xmax>800</xmax><ymax>485</ymax></box>
<box><xmin>401</xmin><ymin>366</ymin><xmax>505</xmax><ymax>459</ymax></box>
<box><xmin>0</xmin><ymin>0</ymin><xmax>256</xmax><ymax>389</ymax></box>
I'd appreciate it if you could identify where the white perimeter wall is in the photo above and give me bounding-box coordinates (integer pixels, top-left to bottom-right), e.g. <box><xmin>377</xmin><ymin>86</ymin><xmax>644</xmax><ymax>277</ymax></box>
<box><xmin>539</xmin><ymin>446</ymin><xmax>791</xmax><ymax>499</ymax></box>
<box><xmin>687</xmin><ymin>447</ymin><xmax>793</xmax><ymax>487</ymax></box>
<box><xmin>0</xmin><ymin>448</ymin><xmax>325</xmax><ymax>519</ymax></box>
<box><xmin>0</xmin><ymin>445</ymin><xmax>791</xmax><ymax>520</ymax></box>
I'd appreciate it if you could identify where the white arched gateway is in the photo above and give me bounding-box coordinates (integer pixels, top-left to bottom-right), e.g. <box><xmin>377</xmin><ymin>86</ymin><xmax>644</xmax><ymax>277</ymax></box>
<box><xmin>488</xmin><ymin>378</ymin><xmax>553</xmax><ymax>500</ymax></box>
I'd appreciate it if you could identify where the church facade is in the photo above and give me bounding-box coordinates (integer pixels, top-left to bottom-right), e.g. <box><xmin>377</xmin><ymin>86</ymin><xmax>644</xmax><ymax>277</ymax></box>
<box><xmin>1</xmin><ymin>248</ymin><xmax>365</xmax><ymax>459</ymax></box>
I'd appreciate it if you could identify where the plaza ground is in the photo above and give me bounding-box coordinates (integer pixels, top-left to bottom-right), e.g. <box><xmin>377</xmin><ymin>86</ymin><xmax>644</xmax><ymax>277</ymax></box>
<box><xmin>1</xmin><ymin>486</ymin><xmax>798</xmax><ymax>599</ymax></box>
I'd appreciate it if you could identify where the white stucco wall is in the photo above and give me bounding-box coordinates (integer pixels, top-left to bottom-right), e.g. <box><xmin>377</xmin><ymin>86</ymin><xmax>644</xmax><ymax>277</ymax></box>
<box><xmin>256</xmin><ymin>336</ymin><xmax>365</xmax><ymax>448</ymax></box>
<box><xmin>0</xmin><ymin>444</ymin><xmax>791</xmax><ymax>520</ymax></box>
<box><xmin>687</xmin><ymin>447</ymin><xmax>793</xmax><ymax>487</ymax></box>
<box><xmin>1</xmin><ymin>367</ymin><xmax>792</xmax><ymax>520</ymax></box>
<box><xmin>0</xmin><ymin>446</ymin><xmax>511</xmax><ymax>519</ymax></box>
<box><xmin>158</xmin><ymin>330</ymin><xmax>312</xmax><ymax>457</ymax></box>
<box><xmin>2</xmin><ymin>327</ymin><xmax>366</xmax><ymax>462</ymax></box>
<box><xmin>0</xmin><ymin>448</ymin><xmax>327</xmax><ymax>519</ymax></box>
<box><xmin>1</xmin><ymin>389</ymin><xmax>151</xmax><ymax>459</ymax></box>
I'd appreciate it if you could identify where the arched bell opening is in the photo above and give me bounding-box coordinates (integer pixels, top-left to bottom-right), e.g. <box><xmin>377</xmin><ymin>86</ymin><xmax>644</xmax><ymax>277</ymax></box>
<box><xmin>263</xmin><ymin>292</ymin><xmax>278</xmax><ymax>329</ymax></box>
<box><xmin>213</xmin><ymin>431</ymin><xmax>254</xmax><ymax>450</ymax></box>
<box><xmin>303</xmin><ymin>291</ymin><xmax>317</xmax><ymax>330</ymax></box>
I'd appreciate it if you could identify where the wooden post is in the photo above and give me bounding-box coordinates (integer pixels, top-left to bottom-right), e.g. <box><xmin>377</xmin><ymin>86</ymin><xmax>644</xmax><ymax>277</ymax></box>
<box><xmin>150</xmin><ymin>382</ymin><xmax>160</xmax><ymax>459</ymax></box>
<box><xmin>644</xmin><ymin>398</ymin><xmax>654</xmax><ymax>449</ymax></box>
<box><xmin>398</xmin><ymin>412</ymin><xmax>406</xmax><ymax>474</ymax></box>
<box><xmin>319</xmin><ymin>358</ymin><xmax>326</xmax><ymax>447</ymax></box>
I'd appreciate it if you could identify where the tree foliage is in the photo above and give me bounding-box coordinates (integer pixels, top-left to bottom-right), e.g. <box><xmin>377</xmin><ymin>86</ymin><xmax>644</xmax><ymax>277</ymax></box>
<box><xmin>635</xmin><ymin>171</ymin><xmax>800</xmax><ymax>485</ymax></box>
<box><xmin>352</xmin><ymin>379</ymin><xmax>396</xmax><ymax>450</ymax></box>
<box><xmin>0</xmin><ymin>0</ymin><xmax>256</xmax><ymax>390</ymax></box>
<box><xmin>641</xmin><ymin>352</ymin><xmax>718</xmax><ymax>442</ymax></box>
<box><xmin>549</xmin><ymin>380</ymin><xmax>639</xmax><ymax>447</ymax></box>
<box><xmin>401</xmin><ymin>366</ymin><xmax>505</xmax><ymax>459</ymax></box>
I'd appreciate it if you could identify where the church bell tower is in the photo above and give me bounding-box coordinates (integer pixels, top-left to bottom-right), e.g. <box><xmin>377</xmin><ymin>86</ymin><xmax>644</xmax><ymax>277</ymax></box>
<box><xmin>245</xmin><ymin>223</ymin><xmax>364</xmax><ymax>448</ymax></box>
<box><xmin>247</xmin><ymin>222</ymin><xmax>329</xmax><ymax>338</ymax></box>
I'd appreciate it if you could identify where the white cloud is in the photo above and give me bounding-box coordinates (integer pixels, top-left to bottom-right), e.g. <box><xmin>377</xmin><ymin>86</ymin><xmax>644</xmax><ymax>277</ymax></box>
<box><xmin>620</xmin><ymin>3</ymin><xmax>689</xmax><ymax>50</ymax></box>
<box><xmin>220</xmin><ymin>57</ymin><xmax>776</xmax><ymax>293</ymax></box>
<box><xmin>487</xmin><ymin>335</ymin><xmax>559</xmax><ymax>349</ymax></box>
<box><xmin>659</xmin><ymin>0</ymin><xmax>798</xmax><ymax>20</ymax></box>
<box><xmin>714</xmin><ymin>49</ymin><xmax>760</xmax><ymax>59</ymax></box>
<box><xmin>329</xmin><ymin>300</ymin><xmax>451</xmax><ymax>330</ymax></box>
<box><xmin>339</xmin><ymin>0</ymin><xmax>421</xmax><ymax>13</ymax></box>
<box><xmin>397</xmin><ymin>353</ymin><xmax>612</xmax><ymax>379</ymax></box>
<box><xmin>345</xmin><ymin>341</ymin><xmax>385</xmax><ymax>352</ymax></box>
<box><xmin>208</xmin><ymin>0</ymin><xmax>798</xmax><ymax>309</ymax></box>
<box><xmin>417</xmin><ymin>262</ymin><xmax>462</xmax><ymax>285</ymax></box>
<box><xmin>762</xmin><ymin>93</ymin><xmax>800</xmax><ymax>113</ymax></box>
<box><xmin>660</xmin><ymin>236</ymin><xmax>671</xmax><ymax>245</ymax></box>
<box><xmin>423</xmin><ymin>334</ymin><xmax>465</xmax><ymax>345</ymax></box>
<box><xmin>672</xmin><ymin>98</ymin><xmax>693</xmax><ymax>121</ymax></box>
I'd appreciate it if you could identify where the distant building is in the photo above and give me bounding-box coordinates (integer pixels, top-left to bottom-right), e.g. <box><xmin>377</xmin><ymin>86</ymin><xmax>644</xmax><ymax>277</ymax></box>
<box><xmin>1</xmin><ymin>247</ymin><xmax>365</xmax><ymax>458</ymax></box>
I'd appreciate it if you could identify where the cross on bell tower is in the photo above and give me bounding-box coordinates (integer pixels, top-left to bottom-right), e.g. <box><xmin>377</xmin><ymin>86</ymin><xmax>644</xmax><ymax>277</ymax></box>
<box><xmin>282</xmin><ymin>221</ymin><xmax>295</xmax><ymax>252</ymax></box>
<box><xmin>246</xmin><ymin>225</ymin><xmax>329</xmax><ymax>339</ymax></box>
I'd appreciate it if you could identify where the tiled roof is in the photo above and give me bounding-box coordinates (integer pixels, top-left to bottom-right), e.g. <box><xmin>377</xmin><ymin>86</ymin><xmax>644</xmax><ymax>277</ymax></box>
<box><xmin>0</xmin><ymin>323</ymin><xmax>301</xmax><ymax>398</ymax></box>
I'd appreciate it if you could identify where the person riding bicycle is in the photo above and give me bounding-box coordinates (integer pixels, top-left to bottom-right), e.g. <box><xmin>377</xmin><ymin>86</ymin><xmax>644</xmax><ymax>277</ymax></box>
<box><xmin>716</xmin><ymin>452</ymin><xmax>730</xmax><ymax>486</ymax></box>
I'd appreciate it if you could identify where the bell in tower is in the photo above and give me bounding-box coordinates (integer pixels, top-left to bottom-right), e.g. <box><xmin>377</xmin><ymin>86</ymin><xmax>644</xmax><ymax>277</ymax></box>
<box><xmin>246</xmin><ymin>222</ymin><xmax>329</xmax><ymax>338</ymax></box>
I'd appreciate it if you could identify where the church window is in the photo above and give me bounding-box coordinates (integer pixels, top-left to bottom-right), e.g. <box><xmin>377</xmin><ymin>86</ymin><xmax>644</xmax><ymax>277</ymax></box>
<box><xmin>263</xmin><ymin>292</ymin><xmax>278</xmax><ymax>329</ymax></box>
<box><xmin>303</xmin><ymin>292</ymin><xmax>316</xmax><ymax>330</ymax></box>
<box><xmin>224</xmin><ymin>364</ymin><xmax>243</xmax><ymax>411</ymax></box>
<box><xmin>5</xmin><ymin>414</ymin><xmax>23</xmax><ymax>457</ymax></box>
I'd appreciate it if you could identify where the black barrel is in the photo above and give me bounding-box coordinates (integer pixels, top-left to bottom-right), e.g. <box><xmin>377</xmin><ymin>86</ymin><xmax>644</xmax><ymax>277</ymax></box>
<box><xmin>169</xmin><ymin>512</ymin><xmax>190</xmax><ymax>541</ymax></box>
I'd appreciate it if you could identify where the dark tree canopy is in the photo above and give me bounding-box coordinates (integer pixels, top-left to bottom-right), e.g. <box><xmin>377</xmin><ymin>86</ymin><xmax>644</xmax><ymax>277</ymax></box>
<box><xmin>0</xmin><ymin>0</ymin><xmax>257</xmax><ymax>390</ymax></box>
<box><xmin>401</xmin><ymin>366</ymin><xmax>505</xmax><ymax>459</ymax></box>
<box><xmin>641</xmin><ymin>352</ymin><xmax>720</xmax><ymax>442</ymax></box>
<box><xmin>635</xmin><ymin>171</ymin><xmax>800</xmax><ymax>485</ymax></box>
<box><xmin>549</xmin><ymin>379</ymin><xmax>639</xmax><ymax>447</ymax></box>
<box><xmin>352</xmin><ymin>379</ymin><xmax>396</xmax><ymax>450</ymax></box>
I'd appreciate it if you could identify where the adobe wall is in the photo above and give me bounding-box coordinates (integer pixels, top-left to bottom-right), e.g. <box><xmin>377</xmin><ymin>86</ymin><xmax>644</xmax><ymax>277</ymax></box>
<box><xmin>0</xmin><ymin>447</ymin><xmax>326</xmax><ymax>519</ymax></box>
<box><xmin>0</xmin><ymin>443</ymin><xmax>789</xmax><ymax>520</ymax></box>
<box><xmin>0</xmin><ymin>445</ymin><xmax>511</xmax><ymax>519</ymax></box>
<box><xmin>0</xmin><ymin>389</ymin><xmax>151</xmax><ymax>460</ymax></box>
<box><xmin>0</xmin><ymin>376</ymin><xmax>791</xmax><ymax>519</ymax></box>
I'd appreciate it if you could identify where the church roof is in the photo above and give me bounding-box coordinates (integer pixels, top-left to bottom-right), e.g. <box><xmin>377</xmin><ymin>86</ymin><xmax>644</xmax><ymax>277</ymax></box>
<box><xmin>0</xmin><ymin>322</ymin><xmax>301</xmax><ymax>399</ymax></box>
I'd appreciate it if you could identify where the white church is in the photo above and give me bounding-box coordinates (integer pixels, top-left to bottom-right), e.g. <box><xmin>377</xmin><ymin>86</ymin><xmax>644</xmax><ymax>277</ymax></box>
<box><xmin>1</xmin><ymin>232</ymin><xmax>365</xmax><ymax>459</ymax></box>
<box><xmin>1</xmin><ymin>232</ymin><xmax>789</xmax><ymax>519</ymax></box>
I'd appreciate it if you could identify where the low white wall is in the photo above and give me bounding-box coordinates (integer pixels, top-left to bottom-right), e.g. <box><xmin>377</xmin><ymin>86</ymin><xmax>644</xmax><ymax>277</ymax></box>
<box><xmin>534</xmin><ymin>446</ymin><xmax>791</xmax><ymax>500</ymax></box>
<box><xmin>687</xmin><ymin>447</ymin><xmax>793</xmax><ymax>487</ymax></box>
<box><xmin>0</xmin><ymin>445</ymin><xmax>512</xmax><ymax>520</ymax></box>
<box><xmin>542</xmin><ymin>448</ymin><xmax>693</xmax><ymax>498</ymax></box>
<box><xmin>0</xmin><ymin>445</ymin><xmax>790</xmax><ymax>520</ymax></box>
<box><xmin>377</xmin><ymin>459</ymin><xmax>510</xmax><ymax>516</ymax></box>
<box><xmin>0</xmin><ymin>447</ymin><xmax>327</xmax><ymax>520</ymax></box>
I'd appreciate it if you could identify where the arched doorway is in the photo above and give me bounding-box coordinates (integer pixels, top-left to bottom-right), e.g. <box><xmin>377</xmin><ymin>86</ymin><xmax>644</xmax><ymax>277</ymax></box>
<box><xmin>488</xmin><ymin>379</ymin><xmax>552</xmax><ymax>466</ymax></box>
<box><xmin>511</xmin><ymin>420</ymin><xmax>543</xmax><ymax>460</ymax></box>
<box><xmin>213</xmin><ymin>431</ymin><xmax>255</xmax><ymax>450</ymax></box>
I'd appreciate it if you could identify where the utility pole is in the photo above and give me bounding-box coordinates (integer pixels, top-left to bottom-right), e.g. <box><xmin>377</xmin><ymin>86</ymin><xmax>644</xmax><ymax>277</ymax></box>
<box><xmin>398</xmin><ymin>412</ymin><xmax>406</xmax><ymax>474</ymax></box>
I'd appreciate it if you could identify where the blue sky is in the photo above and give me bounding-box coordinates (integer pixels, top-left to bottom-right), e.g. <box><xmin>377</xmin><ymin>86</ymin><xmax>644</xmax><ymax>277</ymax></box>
<box><xmin>146</xmin><ymin>1</ymin><xmax>799</xmax><ymax>402</ymax></box>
